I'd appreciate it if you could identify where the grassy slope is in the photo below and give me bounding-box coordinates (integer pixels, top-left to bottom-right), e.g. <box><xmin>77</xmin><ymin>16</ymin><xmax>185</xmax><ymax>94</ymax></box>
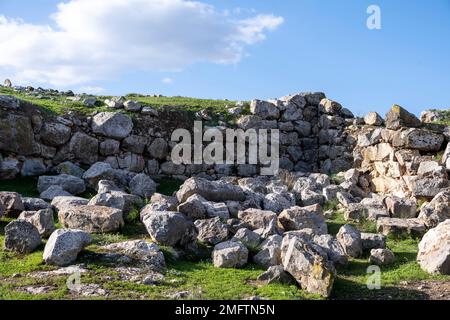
<box><xmin>0</xmin><ymin>86</ymin><xmax>242</xmax><ymax>117</ymax></box>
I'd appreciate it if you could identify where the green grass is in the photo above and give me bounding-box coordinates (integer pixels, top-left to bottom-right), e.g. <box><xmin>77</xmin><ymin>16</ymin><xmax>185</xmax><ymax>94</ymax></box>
<box><xmin>1</xmin><ymin>178</ymin><xmax>449</xmax><ymax>300</ymax></box>
<box><xmin>0</xmin><ymin>86</ymin><xmax>247</xmax><ymax>120</ymax></box>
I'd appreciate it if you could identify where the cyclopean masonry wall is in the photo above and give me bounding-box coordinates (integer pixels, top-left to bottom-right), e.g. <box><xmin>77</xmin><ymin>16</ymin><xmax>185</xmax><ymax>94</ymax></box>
<box><xmin>0</xmin><ymin>92</ymin><xmax>356</xmax><ymax>181</ymax></box>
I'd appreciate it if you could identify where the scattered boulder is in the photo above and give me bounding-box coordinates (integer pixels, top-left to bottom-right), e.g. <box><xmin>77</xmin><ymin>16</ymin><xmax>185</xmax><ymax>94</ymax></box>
<box><xmin>177</xmin><ymin>194</ymin><xmax>207</xmax><ymax>220</ymax></box>
<box><xmin>418</xmin><ymin>191</ymin><xmax>450</xmax><ymax>228</ymax></box>
<box><xmin>417</xmin><ymin>220</ymin><xmax>450</xmax><ymax>275</ymax></box>
<box><xmin>40</xmin><ymin>185</ymin><xmax>72</xmax><ymax>201</ymax></box>
<box><xmin>369</xmin><ymin>249</ymin><xmax>395</xmax><ymax>265</ymax></box>
<box><xmin>253</xmin><ymin>235</ymin><xmax>282</xmax><ymax>268</ymax></box>
<box><xmin>377</xmin><ymin>217</ymin><xmax>426</xmax><ymax>238</ymax></box>
<box><xmin>194</xmin><ymin>217</ymin><xmax>229</xmax><ymax>245</ymax></box>
<box><xmin>51</xmin><ymin>196</ymin><xmax>89</xmax><ymax>212</ymax></box>
<box><xmin>278</xmin><ymin>206</ymin><xmax>327</xmax><ymax>235</ymax></box>
<box><xmin>212</xmin><ymin>241</ymin><xmax>248</xmax><ymax>268</ymax></box>
<box><xmin>281</xmin><ymin>235</ymin><xmax>335</xmax><ymax>298</ymax></box>
<box><xmin>100</xmin><ymin>240</ymin><xmax>166</xmax><ymax>273</ymax></box>
<box><xmin>18</xmin><ymin>209</ymin><xmax>56</xmax><ymax>238</ymax></box>
<box><xmin>238</xmin><ymin>208</ymin><xmax>277</xmax><ymax>230</ymax></box>
<box><xmin>313</xmin><ymin>234</ymin><xmax>348</xmax><ymax>266</ymax></box>
<box><xmin>176</xmin><ymin>178</ymin><xmax>245</xmax><ymax>203</ymax></box>
<box><xmin>143</xmin><ymin>211</ymin><xmax>190</xmax><ymax>246</ymax></box>
<box><xmin>4</xmin><ymin>220</ymin><xmax>42</xmax><ymax>253</ymax></box>
<box><xmin>263</xmin><ymin>192</ymin><xmax>295</xmax><ymax>214</ymax></box>
<box><xmin>385</xmin><ymin>196</ymin><xmax>417</xmax><ymax>218</ymax></box>
<box><xmin>361</xmin><ymin>233</ymin><xmax>386</xmax><ymax>251</ymax></box>
<box><xmin>43</xmin><ymin>229</ymin><xmax>92</xmax><ymax>266</ymax></box>
<box><xmin>22</xmin><ymin>197</ymin><xmax>52</xmax><ymax>211</ymax></box>
<box><xmin>231</xmin><ymin>228</ymin><xmax>261</xmax><ymax>250</ymax></box>
<box><xmin>336</xmin><ymin>224</ymin><xmax>362</xmax><ymax>258</ymax></box>
<box><xmin>37</xmin><ymin>174</ymin><xmax>86</xmax><ymax>195</ymax></box>
<box><xmin>58</xmin><ymin>205</ymin><xmax>124</xmax><ymax>233</ymax></box>
<box><xmin>0</xmin><ymin>191</ymin><xmax>24</xmax><ymax>216</ymax></box>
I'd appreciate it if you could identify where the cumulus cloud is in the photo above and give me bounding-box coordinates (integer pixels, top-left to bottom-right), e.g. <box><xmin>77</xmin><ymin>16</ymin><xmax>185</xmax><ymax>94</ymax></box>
<box><xmin>161</xmin><ymin>77</ymin><xmax>174</xmax><ymax>84</ymax></box>
<box><xmin>0</xmin><ymin>0</ymin><xmax>283</xmax><ymax>87</ymax></box>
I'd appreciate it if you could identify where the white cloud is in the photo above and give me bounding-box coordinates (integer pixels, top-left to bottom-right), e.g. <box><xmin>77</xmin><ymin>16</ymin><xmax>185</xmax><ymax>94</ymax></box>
<box><xmin>0</xmin><ymin>0</ymin><xmax>283</xmax><ymax>88</ymax></box>
<box><xmin>161</xmin><ymin>77</ymin><xmax>174</xmax><ymax>84</ymax></box>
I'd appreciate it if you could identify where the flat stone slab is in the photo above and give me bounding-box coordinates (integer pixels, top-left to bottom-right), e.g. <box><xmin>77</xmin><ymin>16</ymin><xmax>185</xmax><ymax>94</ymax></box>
<box><xmin>377</xmin><ymin>217</ymin><xmax>426</xmax><ymax>238</ymax></box>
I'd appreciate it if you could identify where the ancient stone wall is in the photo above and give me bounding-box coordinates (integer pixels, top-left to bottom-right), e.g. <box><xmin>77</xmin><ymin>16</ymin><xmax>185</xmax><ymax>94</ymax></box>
<box><xmin>0</xmin><ymin>93</ymin><xmax>355</xmax><ymax>181</ymax></box>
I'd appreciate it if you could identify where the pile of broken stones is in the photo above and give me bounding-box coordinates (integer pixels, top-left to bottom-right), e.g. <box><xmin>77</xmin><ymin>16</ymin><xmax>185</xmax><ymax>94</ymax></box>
<box><xmin>1</xmin><ymin>161</ymin><xmax>449</xmax><ymax>298</ymax></box>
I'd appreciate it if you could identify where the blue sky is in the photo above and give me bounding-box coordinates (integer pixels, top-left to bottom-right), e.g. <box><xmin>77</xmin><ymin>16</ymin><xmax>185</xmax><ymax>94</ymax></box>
<box><xmin>0</xmin><ymin>0</ymin><xmax>449</xmax><ymax>116</ymax></box>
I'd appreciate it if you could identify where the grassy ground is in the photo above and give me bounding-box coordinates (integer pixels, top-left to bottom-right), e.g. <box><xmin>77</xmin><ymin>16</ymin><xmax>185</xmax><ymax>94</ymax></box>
<box><xmin>0</xmin><ymin>86</ymin><xmax>244</xmax><ymax>118</ymax></box>
<box><xmin>0</xmin><ymin>180</ymin><xmax>449</xmax><ymax>300</ymax></box>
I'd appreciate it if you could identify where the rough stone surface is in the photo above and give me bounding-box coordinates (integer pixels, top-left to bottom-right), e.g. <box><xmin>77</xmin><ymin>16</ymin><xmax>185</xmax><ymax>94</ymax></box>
<box><xmin>37</xmin><ymin>174</ymin><xmax>85</xmax><ymax>195</ymax></box>
<box><xmin>18</xmin><ymin>209</ymin><xmax>56</xmax><ymax>238</ymax></box>
<box><xmin>143</xmin><ymin>211</ymin><xmax>190</xmax><ymax>246</ymax></box>
<box><xmin>336</xmin><ymin>224</ymin><xmax>362</xmax><ymax>258</ymax></box>
<box><xmin>278</xmin><ymin>206</ymin><xmax>327</xmax><ymax>235</ymax></box>
<box><xmin>417</xmin><ymin>220</ymin><xmax>450</xmax><ymax>275</ymax></box>
<box><xmin>58</xmin><ymin>205</ymin><xmax>124</xmax><ymax>233</ymax></box>
<box><xmin>369</xmin><ymin>249</ymin><xmax>395</xmax><ymax>265</ymax></box>
<box><xmin>92</xmin><ymin>112</ymin><xmax>133</xmax><ymax>139</ymax></box>
<box><xmin>194</xmin><ymin>217</ymin><xmax>229</xmax><ymax>245</ymax></box>
<box><xmin>212</xmin><ymin>241</ymin><xmax>248</xmax><ymax>268</ymax></box>
<box><xmin>43</xmin><ymin>229</ymin><xmax>92</xmax><ymax>266</ymax></box>
<box><xmin>4</xmin><ymin>220</ymin><xmax>42</xmax><ymax>253</ymax></box>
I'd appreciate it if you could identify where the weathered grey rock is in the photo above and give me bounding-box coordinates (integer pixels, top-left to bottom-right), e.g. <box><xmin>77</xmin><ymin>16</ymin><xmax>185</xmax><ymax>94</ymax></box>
<box><xmin>38</xmin><ymin>174</ymin><xmax>85</xmax><ymax>195</ymax></box>
<box><xmin>177</xmin><ymin>194</ymin><xmax>207</xmax><ymax>220</ymax></box>
<box><xmin>147</xmin><ymin>138</ymin><xmax>168</xmax><ymax>160</ymax></box>
<box><xmin>160</xmin><ymin>161</ymin><xmax>185</xmax><ymax>175</ymax></box>
<box><xmin>202</xmin><ymin>201</ymin><xmax>230</xmax><ymax>220</ymax></box>
<box><xmin>129</xmin><ymin>173</ymin><xmax>156</xmax><ymax>198</ymax></box>
<box><xmin>69</xmin><ymin>132</ymin><xmax>98</xmax><ymax>164</ymax></box>
<box><xmin>88</xmin><ymin>192</ymin><xmax>125</xmax><ymax>211</ymax></box>
<box><xmin>257</xmin><ymin>265</ymin><xmax>294</xmax><ymax>284</ymax></box>
<box><xmin>43</xmin><ymin>229</ymin><xmax>92</xmax><ymax>266</ymax></box>
<box><xmin>176</xmin><ymin>178</ymin><xmax>245</xmax><ymax>203</ymax></box>
<box><xmin>238</xmin><ymin>208</ymin><xmax>277</xmax><ymax>230</ymax></box>
<box><xmin>0</xmin><ymin>113</ymin><xmax>34</xmax><ymax>155</ymax></box>
<box><xmin>417</xmin><ymin>220</ymin><xmax>450</xmax><ymax>275</ymax></box>
<box><xmin>385</xmin><ymin>105</ymin><xmax>421</xmax><ymax>130</ymax></box>
<box><xmin>143</xmin><ymin>211</ymin><xmax>190</xmax><ymax>246</ymax></box>
<box><xmin>377</xmin><ymin>217</ymin><xmax>426</xmax><ymax>238</ymax></box>
<box><xmin>395</xmin><ymin>128</ymin><xmax>444</xmax><ymax>152</ymax></box>
<box><xmin>58</xmin><ymin>205</ymin><xmax>124</xmax><ymax>233</ymax></box>
<box><xmin>336</xmin><ymin>191</ymin><xmax>357</xmax><ymax>207</ymax></box>
<box><xmin>322</xmin><ymin>185</ymin><xmax>341</xmax><ymax>202</ymax></box>
<box><xmin>21</xmin><ymin>158</ymin><xmax>46</xmax><ymax>176</ymax></box>
<box><xmin>122</xmin><ymin>135</ymin><xmax>147</xmax><ymax>154</ymax></box>
<box><xmin>212</xmin><ymin>241</ymin><xmax>248</xmax><ymax>268</ymax></box>
<box><xmin>123</xmin><ymin>100</ymin><xmax>142</xmax><ymax>112</ymax></box>
<box><xmin>253</xmin><ymin>235</ymin><xmax>282</xmax><ymax>268</ymax></box>
<box><xmin>319</xmin><ymin>98</ymin><xmax>342</xmax><ymax>114</ymax></box>
<box><xmin>18</xmin><ymin>209</ymin><xmax>56</xmax><ymax>238</ymax></box>
<box><xmin>104</xmin><ymin>97</ymin><xmax>125</xmax><ymax>109</ymax></box>
<box><xmin>194</xmin><ymin>217</ymin><xmax>229</xmax><ymax>245</ymax></box>
<box><xmin>236</xmin><ymin>115</ymin><xmax>262</xmax><ymax>130</ymax></box>
<box><xmin>40</xmin><ymin>122</ymin><xmax>71</xmax><ymax>147</ymax></box>
<box><xmin>22</xmin><ymin>197</ymin><xmax>52</xmax><ymax>211</ymax></box>
<box><xmin>361</xmin><ymin>233</ymin><xmax>386</xmax><ymax>251</ymax></box>
<box><xmin>0</xmin><ymin>156</ymin><xmax>20</xmax><ymax>179</ymax></box>
<box><xmin>232</xmin><ymin>228</ymin><xmax>261</xmax><ymax>250</ymax></box>
<box><xmin>40</xmin><ymin>185</ymin><xmax>72</xmax><ymax>201</ymax></box>
<box><xmin>336</xmin><ymin>224</ymin><xmax>362</xmax><ymax>258</ymax></box>
<box><xmin>409</xmin><ymin>177</ymin><xmax>448</xmax><ymax>198</ymax></box>
<box><xmin>4</xmin><ymin>220</ymin><xmax>41</xmax><ymax>253</ymax></box>
<box><xmin>263</xmin><ymin>192</ymin><xmax>295</xmax><ymax>214</ymax></box>
<box><xmin>82</xmin><ymin>162</ymin><xmax>114</xmax><ymax>188</ymax></box>
<box><xmin>281</xmin><ymin>235</ymin><xmax>335</xmax><ymax>298</ymax></box>
<box><xmin>99</xmin><ymin>139</ymin><xmax>120</xmax><ymax>156</ymax></box>
<box><xmin>369</xmin><ymin>249</ymin><xmax>395</xmax><ymax>265</ymax></box>
<box><xmin>364</xmin><ymin>112</ymin><xmax>383</xmax><ymax>126</ymax></box>
<box><xmin>54</xmin><ymin>161</ymin><xmax>85</xmax><ymax>178</ymax></box>
<box><xmin>101</xmin><ymin>240</ymin><xmax>166</xmax><ymax>273</ymax></box>
<box><xmin>51</xmin><ymin>196</ymin><xmax>89</xmax><ymax>212</ymax></box>
<box><xmin>300</xmin><ymin>189</ymin><xmax>324</xmax><ymax>206</ymax></box>
<box><xmin>313</xmin><ymin>234</ymin><xmax>348</xmax><ymax>266</ymax></box>
<box><xmin>0</xmin><ymin>191</ymin><xmax>24</xmax><ymax>216</ymax></box>
<box><xmin>385</xmin><ymin>196</ymin><xmax>417</xmax><ymax>219</ymax></box>
<box><xmin>278</xmin><ymin>206</ymin><xmax>327</xmax><ymax>234</ymax></box>
<box><xmin>418</xmin><ymin>191</ymin><xmax>450</xmax><ymax>228</ymax></box>
<box><xmin>250</xmin><ymin>100</ymin><xmax>280</xmax><ymax>120</ymax></box>
<box><xmin>92</xmin><ymin>112</ymin><xmax>133</xmax><ymax>139</ymax></box>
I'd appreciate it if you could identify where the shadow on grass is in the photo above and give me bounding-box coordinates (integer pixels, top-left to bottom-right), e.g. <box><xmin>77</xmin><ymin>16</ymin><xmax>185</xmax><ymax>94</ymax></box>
<box><xmin>0</xmin><ymin>177</ymin><xmax>39</xmax><ymax>197</ymax></box>
<box><xmin>332</xmin><ymin>277</ymin><xmax>429</xmax><ymax>300</ymax></box>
